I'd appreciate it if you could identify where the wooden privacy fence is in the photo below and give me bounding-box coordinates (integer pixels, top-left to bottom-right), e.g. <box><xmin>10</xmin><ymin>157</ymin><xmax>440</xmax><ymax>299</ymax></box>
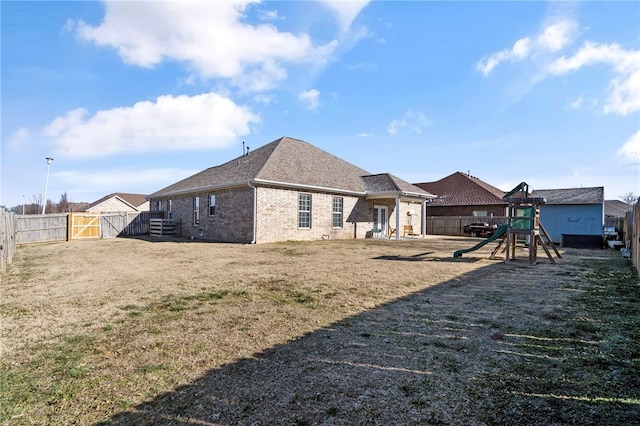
<box><xmin>16</xmin><ymin>213</ymin><xmax>68</xmax><ymax>244</ymax></box>
<box><xmin>1</xmin><ymin>208</ymin><xmax>17</xmax><ymax>273</ymax></box>
<box><xmin>633</xmin><ymin>203</ymin><xmax>640</xmax><ymax>273</ymax></box>
<box><xmin>99</xmin><ymin>211</ymin><xmax>164</xmax><ymax>238</ymax></box>
<box><xmin>427</xmin><ymin>216</ymin><xmax>508</xmax><ymax>236</ymax></box>
<box><xmin>14</xmin><ymin>211</ymin><xmax>164</xmax><ymax>245</ymax></box>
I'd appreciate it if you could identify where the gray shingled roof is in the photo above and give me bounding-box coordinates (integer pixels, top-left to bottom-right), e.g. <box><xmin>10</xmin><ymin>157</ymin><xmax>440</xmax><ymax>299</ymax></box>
<box><xmin>605</xmin><ymin>200</ymin><xmax>633</xmax><ymax>217</ymax></box>
<box><xmin>363</xmin><ymin>173</ymin><xmax>433</xmax><ymax>197</ymax></box>
<box><xmin>149</xmin><ymin>137</ymin><xmax>434</xmax><ymax>199</ymax></box>
<box><xmin>414</xmin><ymin>172</ymin><xmax>506</xmax><ymax>206</ymax></box>
<box><xmin>531</xmin><ymin>187</ymin><xmax>604</xmax><ymax>204</ymax></box>
<box><xmin>254</xmin><ymin>137</ymin><xmax>372</xmax><ymax>192</ymax></box>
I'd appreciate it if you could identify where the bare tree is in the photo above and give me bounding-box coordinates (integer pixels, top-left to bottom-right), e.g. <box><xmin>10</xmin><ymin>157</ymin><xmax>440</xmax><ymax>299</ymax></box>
<box><xmin>27</xmin><ymin>194</ymin><xmax>43</xmax><ymax>215</ymax></box>
<box><xmin>58</xmin><ymin>192</ymin><xmax>70</xmax><ymax>212</ymax></box>
<box><xmin>45</xmin><ymin>199</ymin><xmax>57</xmax><ymax>214</ymax></box>
<box><xmin>620</xmin><ymin>192</ymin><xmax>638</xmax><ymax>205</ymax></box>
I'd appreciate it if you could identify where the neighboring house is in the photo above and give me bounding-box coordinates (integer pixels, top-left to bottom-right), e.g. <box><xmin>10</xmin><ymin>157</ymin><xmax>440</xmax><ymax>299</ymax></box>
<box><xmin>604</xmin><ymin>199</ymin><xmax>633</xmax><ymax>243</ymax></box>
<box><xmin>414</xmin><ymin>172</ymin><xmax>507</xmax><ymax>217</ymax></box>
<box><xmin>531</xmin><ymin>187</ymin><xmax>604</xmax><ymax>247</ymax></box>
<box><xmin>85</xmin><ymin>193</ymin><xmax>150</xmax><ymax>213</ymax></box>
<box><xmin>147</xmin><ymin>136</ymin><xmax>435</xmax><ymax>243</ymax></box>
<box><xmin>605</xmin><ymin>200</ymin><xmax>633</xmax><ymax>218</ymax></box>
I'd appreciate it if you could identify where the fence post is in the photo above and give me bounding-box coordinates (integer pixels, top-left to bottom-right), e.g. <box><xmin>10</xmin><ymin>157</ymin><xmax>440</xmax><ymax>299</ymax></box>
<box><xmin>67</xmin><ymin>213</ymin><xmax>73</xmax><ymax>241</ymax></box>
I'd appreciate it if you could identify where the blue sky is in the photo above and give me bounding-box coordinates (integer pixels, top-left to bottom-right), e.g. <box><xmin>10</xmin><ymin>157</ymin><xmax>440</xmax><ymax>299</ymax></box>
<box><xmin>2</xmin><ymin>1</ymin><xmax>639</xmax><ymax>209</ymax></box>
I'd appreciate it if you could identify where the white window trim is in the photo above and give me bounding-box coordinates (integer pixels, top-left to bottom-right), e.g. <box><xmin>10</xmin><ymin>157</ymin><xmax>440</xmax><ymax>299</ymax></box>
<box><xmin>193</xmin><ymin>196</ymin><xmax>200</xmax><ymax>226</ymax></box>
<box><xmin>332</xmin><ymin>196</ymin><xmax>343</xmax><ymax>228</ymax></box>
<box><xmin>298</xmin><ymin>193</ymin><xmax>312</xmax><ymax>229</ymax></box>
<box><xmin>208</xmin><ymin>194</ymin><xmax>216</xmax><ymax>216</ymax></box>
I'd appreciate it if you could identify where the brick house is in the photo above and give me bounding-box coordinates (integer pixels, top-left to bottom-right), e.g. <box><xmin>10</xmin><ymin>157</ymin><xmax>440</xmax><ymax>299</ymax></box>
<box><xmin>147</xmin><ymin>136</ymin><xmax>435</xmax><ymax>243</ymax></box>
<box><xmin>85</xmin><ymin>193</ymin><xmax>150</xmax><ymax>212</ymax></box>
<box><xmin>414</xmin><ymin>172</ymin><xmax>507</xmax><ymax>217</ymax></box>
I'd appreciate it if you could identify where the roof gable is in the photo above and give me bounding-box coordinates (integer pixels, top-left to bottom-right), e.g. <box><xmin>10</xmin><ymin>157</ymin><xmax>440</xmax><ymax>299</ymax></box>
<box><xmin>605</xmin><ymin>200</ymin><xmax>633</xmax><ymax>217</ymax></box>
<box><xmin>414</xmin><ymin>172</ymin><xmax>506</xmax><ymax>206</ymax></box>
<box><xmin>86</xmin><ymin>192</ymin><xmax>148</xmax><ymax>210</ymax></box>
<box><xmin>531</xmin><ymin>187</ymin><xmax>604</xmax><ymax>204</ymax></box>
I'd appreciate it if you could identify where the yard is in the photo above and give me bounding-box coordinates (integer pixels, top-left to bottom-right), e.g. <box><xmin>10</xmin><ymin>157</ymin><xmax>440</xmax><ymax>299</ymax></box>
<box><xmin>1</xmin><ymin>236</ymin><xmax>638</xmax><ymax>425</ymax></box>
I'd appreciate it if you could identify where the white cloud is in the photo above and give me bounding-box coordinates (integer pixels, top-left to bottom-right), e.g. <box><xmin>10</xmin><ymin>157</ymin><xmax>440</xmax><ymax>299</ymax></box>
<box><xmin>476</xmin><ymin>16</ymin><xmax>639</xmax><ymax>117</ymax></box>
<box><xmin>477</xmin><ymin>19</ymin><xmax>577</xmax><ymax>76</ymax></box>
<box><xmin>319</xmin><ymin>0</ymin><xmax>371</xmax><ymax>33</ymax></box>
<box><xmin>511</xmin><ymin>37</ymin><xmax>532</xmax><ymax>59</ymax></box>
<box><xmin>41</xmin><ymin>92</ymin><xmax>260</xmax><ymax>158</ymax></box>
<box><xmin>537</xmin><ymin>20</ymin><xmax>576</xmax><ymax>52</ymax></box>
<box><xmin>387</xmin><ymin>118</ymin><xmax>406</xmax><ymax>135</ymax></box>
<box><xmin>257</xmin><ymin>8</ymin><xmax>281</xmax><ymax>21</ymax></box>
<box><xmin>387</xmin><ymin>110</ymin><xmax>432</xmax><ymax>135</ymax></box>
<box><xmin>298</xmin><ymin>89</ymin><xmax>320</xmax><ymax>110</ymax></box>
<box><xmin>476</xmin><ymin>37</ymin><xmax>531</xmax><ymax>76</ymax></box>
<box><xmin>569</xmin><ymin>95</ymin><xmax>584</xmax><ymax>109</ymax></box>
<box><xmin>617</xmin><ymin>130</ymin><xmax>640</xmax><ymax>163</ymax></box>
<box><xmin>568</xmin><ymin>94</ymin><xmax>597</xmax><ymax>110</ymax></box>
<box><xmin>253</xmin><ymin>94</ymin><xmax>275</xmax><ymax>104</ymax></box>
<box><xmin>549</xmin><ymin>42</ymin><xmax>640</xmax><ymax>115</ymax></box>
<box><xmin>74</xmin><ymin>1</ymin><xmax>338</xmax><ymax>92</ymax></box>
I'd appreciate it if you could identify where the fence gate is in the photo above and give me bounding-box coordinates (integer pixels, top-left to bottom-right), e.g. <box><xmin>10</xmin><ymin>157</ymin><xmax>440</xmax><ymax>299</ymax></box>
<box><xmin>70</xmin><ymin>213</ymin><xmax>101</xmax><ymax>239</ymax></box>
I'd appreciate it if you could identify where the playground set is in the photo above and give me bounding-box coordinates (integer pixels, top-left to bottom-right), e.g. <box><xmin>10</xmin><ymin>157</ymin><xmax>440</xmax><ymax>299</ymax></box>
<box><xmin>454</xmin><ymin>182</ymin><xmax>562</xmax><ymax>265</ymax></box>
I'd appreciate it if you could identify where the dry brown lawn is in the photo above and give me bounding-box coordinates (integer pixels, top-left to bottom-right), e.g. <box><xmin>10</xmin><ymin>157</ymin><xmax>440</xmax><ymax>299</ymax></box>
<box><xmin>1</xmin><ymin>235</ymin><xmax>638</xmax><ymax>425</ymax></box>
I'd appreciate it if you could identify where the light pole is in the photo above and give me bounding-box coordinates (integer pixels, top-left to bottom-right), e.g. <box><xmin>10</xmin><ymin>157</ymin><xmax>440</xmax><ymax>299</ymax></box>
<box><xmin>42</xmin><ymin>157</ymin><xmax>54</xmax><ymax>214</ymax></box>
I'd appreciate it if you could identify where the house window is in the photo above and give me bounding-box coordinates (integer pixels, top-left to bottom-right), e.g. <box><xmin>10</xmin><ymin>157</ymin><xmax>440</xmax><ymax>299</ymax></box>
<box><xmin>332</xmin><ymin>196</ymin><xmax>343</xmax><ymax>228</ymax></box>
<box><xmin>208</xmin><ymin>194</ymin><xmax>216</xmax><ymax>216</ymax></box>
<box><xmin>298</xmin><ymin>193</ymin><xmax>311</xmax><ymax>228</ymax></box>
<box><xmin>156</xmin><ymin>200</ymin><xmax>162</xmax><ymax>211</ymax></box>
<box><xmin>473</xmin><ymin>211</ymin><xmax>487</xmax><ymax>217</ymax></box>
<box><xmin>193</xmin><ymin>196</ymin><xmax>200</xmax><ymax>226</ymax></box>
<box><xmin>167</xmin><ymin>199</ymin><xmax>172</xmax><ymax>219</ymax></box>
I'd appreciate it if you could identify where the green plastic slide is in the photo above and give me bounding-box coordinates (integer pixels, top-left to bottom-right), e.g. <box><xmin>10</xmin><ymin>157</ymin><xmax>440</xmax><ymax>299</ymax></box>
<box><xmin>453</xmin><ymin>224</ymin><xmax>509</xmax><ymax>258</ymax></box>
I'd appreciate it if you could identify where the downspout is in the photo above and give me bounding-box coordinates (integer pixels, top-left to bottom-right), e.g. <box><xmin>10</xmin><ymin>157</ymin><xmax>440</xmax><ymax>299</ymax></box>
<box><xmin>422</xmin><ymin>199</ymin><xmax>427</xmax><ymax>238</ymax></box>
<box><xmin>247</xmin><ymin>180</ymin><xmax>257</xmax><ymax>244</ymax></box>
<box><xmin>395</xmin><ymin>195</ymin><xmax>401</xmax><ymax>240</ymax></box>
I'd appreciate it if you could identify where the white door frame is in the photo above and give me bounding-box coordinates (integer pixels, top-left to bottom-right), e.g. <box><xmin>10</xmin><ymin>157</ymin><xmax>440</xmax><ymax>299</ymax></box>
<box><xmin>373</xmin><ymin>205</ymin><xmax>388</xmax><ymax>238</ymax></box>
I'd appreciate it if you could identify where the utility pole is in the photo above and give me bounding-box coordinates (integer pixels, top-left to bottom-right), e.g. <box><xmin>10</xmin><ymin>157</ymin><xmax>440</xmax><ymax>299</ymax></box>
<box><xmin>42</xmin><ymin>157</ymin><xmax>54</xmax><ymax>214</ymax></box>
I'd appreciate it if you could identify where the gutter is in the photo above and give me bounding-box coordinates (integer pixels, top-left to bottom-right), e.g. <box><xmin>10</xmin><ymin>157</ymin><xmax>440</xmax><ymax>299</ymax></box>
<box><xmin>252</xmin><ymin>179</ymin><xmax>366</xmax><ymax>196</ymax></box>
<box><xmin>366</xmin><ymin>191</ymin><xmax>436</xmax><ymax>200</ymax></box>
<box><xmin>148</xmin><ymin>181</ymin><xmax>248</xmax><ymax>199</ymax></box>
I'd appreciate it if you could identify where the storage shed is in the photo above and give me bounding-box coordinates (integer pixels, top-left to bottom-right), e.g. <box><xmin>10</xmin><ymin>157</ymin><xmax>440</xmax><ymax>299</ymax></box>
<box><xmin>530</xmin><ymin>187</ymin><xmax>604</xmax><ymax>247</ymax></box>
